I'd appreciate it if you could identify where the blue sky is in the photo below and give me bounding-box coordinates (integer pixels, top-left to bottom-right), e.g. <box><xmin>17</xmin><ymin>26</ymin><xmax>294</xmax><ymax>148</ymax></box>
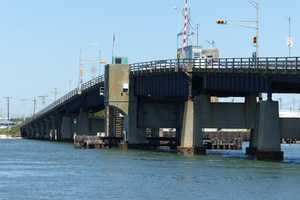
<box><xmin>1</xmin><ymin>0</ymin><xmax>300</xmax><ymax>117</ymax></box>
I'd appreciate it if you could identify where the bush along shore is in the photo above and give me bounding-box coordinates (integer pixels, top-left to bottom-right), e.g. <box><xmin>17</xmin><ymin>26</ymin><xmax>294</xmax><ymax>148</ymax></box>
<box><xmin>0</xmin><ymin>126</ymin><xmax>21</xmax><ymax>138</ymax></box>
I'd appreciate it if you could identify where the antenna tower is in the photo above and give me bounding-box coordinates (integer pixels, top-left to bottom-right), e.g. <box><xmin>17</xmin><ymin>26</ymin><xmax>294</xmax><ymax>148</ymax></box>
<box><xmin>182</xmin><ymin>0</ymin><xmax>190</xmax><ymax>49</ymax></box>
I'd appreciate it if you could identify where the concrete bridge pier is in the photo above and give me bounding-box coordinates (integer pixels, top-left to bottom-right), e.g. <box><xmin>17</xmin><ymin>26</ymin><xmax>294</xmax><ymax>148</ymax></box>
<box><xmin>27</xmin><ymin>125</ymin><xmax>33</xmax><ymax>139</ymax></box>
<box><xmin>77</xmin><ymin>110</ymin><xmax>90</xmax><ymax>136</ymax></box>
<box><xmin>49</xmin><ymin>116</ymin><xmax>59</xmax><ymax>141</ymax></box>
<box><xmin>245</xmin><ymin>95</ymin><xmax>259</xmax><ymax>156</ymax></box>
<box><xmin>32</xmin><ymin>123</ymin><xmax>37</xmax><ymax>139</ymax></box>
<box><xmin>127</xmin><ymin>96</ymin><xmax>147</xmax><ymax>148</ymax></box>
<box><xmin>40</xmin><ymin>121</ymin><xmax>47</xmax><ymax>140</ymax></box>
<box><xmin>35</xmin><ymin>123</ymin><xmax>42</xmax><ymax>139</ymax></box>
<box><xmin>256</xmin><ymin>96</ymin><xmax>283</xmax><ymax>161</ymax></box>
<box><xmin>61</xmin><ymin>116</ymin><xmax>73</xmax><ymax>141</ymax></box>
<box><xmin>44</xmin><ymin>119</ymin><xmax>52</xmax><ymax>140</ymax></box>
<box><xmin>177</xmin><ymin>95</ymin><xmax>207</xmax><ymax>155</ymax></box>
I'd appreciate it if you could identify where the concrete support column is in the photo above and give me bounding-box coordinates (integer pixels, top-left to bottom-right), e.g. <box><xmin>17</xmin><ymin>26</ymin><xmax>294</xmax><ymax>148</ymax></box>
<box><xmin>44</xmin><ymin>120</ymin><xmax>51</xmax><ymax>140</ymax></box>
<box><xmin>77</xmin><ymin>111</ymin><xmax>90</xmax><ymax>135</ymax></box>
<box><xmin>61</xmin><ymin>116</ymin><xmax>73</xmax><ymax>141</ymax></box>
<box><xmin>127</xmin><ymin>97</ymin><xmax>147</xmax><ymax>146</ymax></box>
<box><xmin>256</xmin><ymin>98</ymin><xmax>283</xmax><ymax>161</ymax></box>
<box><xmin>37</xmin><ymin>123</ymin><xmax>41</xmax><ymax>139</ymax></box>
<box><xmin>245</xmin><ymin>95</ymin><xmax>259</xmax><ymax>156</ymax></box>
<box><xmin>40</xmin><ymin>122</ymin><xmax>46</xmax><ymax>139</ymax></box>
<box><xmin>50</xmin><ymin>117</ymin><xmax>58</xmax><ymax>141</ymax></box>
<box><xmin>28</xmin><ymin>126</ymin><xmax>33</xmax><ymax>139</ymax></box>
<box><xmin>177</xmin><ymin>95</ymin><xmax>208</xmax><ymax>155</ymax></box>
<box><xmin>56</xmin><ymin>117</ymin><xmax>62</xmax><ymax>141</ymax></box>
<box><xmin>33</xmin><ymin>124</ymin><xmax>38</xmax><ymax>139</ymax></box>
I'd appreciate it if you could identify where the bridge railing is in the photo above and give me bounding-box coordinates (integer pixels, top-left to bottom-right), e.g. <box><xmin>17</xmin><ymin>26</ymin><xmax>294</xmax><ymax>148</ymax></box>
<box><xmin>130</xmin><ymin>57</ymin><xmax>300</xmax><ymax>74</ymax></box>
<box><xmin>24</xmin><ymin>75</ymin><xmax>104</xmax><ymax>124</ymax></box>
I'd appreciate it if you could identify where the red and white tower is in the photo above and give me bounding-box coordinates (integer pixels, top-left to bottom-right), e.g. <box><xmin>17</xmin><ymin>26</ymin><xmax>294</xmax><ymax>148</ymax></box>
<box><xmin>182</xmin><ymin>0</ymin><xmax>190</xmax><ymax>50</ymax></box>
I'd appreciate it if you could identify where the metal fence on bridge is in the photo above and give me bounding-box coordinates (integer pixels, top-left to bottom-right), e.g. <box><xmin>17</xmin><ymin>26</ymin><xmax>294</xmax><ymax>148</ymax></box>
<box><xmin>129</xmin><ymin>57</ymin><xmax>300</xmax><ymax>74</ymax></box>
<box><xmin>25</xmin><ymin>75</ymin><xmax>104</xmax><ymax>123</ymax></box>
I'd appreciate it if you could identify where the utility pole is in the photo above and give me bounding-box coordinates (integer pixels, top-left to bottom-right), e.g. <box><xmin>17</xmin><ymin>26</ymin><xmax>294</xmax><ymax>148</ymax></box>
<box><xmin>78</xmin><ymin>48</ymin><xmax>84</xmax><ymax>91</ymax></box>
<box><xmin>52</xmin><ymin>88</ymin><xmax>58</xmax><ymax>101</ymax></box>
<box><xmin>68</xmin><ymin>80</ymin><xmax>72</xmax><ymax>92</ymax></box>
<box><xmin>20</xmin><ymin>98</ymin><xmax>29</xmax><ymax>122</ymax></box>
<box><xmin>33</xmin><ymin>97</ymin><xmax>37</xmax><ymax>116</ymax></box>
<box><xmin>3</xmin><ymin>97</ymin><xmax>12</xmax><ymax>123</ymax></box>
<box><xmin>196</xmin><ymin>24</ymin><xmax>199</xmax><ymax>47</ymax></box>
<box><xmin>112</xmin><ymin>34</ymin><xmax>116</xmax><ymax>63</ymax></box>
<box><xmin>255</xmin><ymin>0</ymin><xmax>259</xmax><ymax>57</ymax></box>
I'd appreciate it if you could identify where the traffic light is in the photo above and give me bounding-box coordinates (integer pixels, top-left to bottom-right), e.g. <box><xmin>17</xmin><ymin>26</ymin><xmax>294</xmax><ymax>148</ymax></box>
<box><xmin>216</xmin><ymin>19</ymin><xmax>227</xmax><ymax>25</ymax></box>
<box><xmin>252</xmin><ymin>36</ymin><xmax>257</xmax><ymax>45</ymax></box>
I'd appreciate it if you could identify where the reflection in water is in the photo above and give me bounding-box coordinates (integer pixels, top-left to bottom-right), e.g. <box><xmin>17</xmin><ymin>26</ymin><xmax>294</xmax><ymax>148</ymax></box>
<box><xmin>0</xmin><ymin>140</ymin><xmax>300</xmax><ymax>200</ymax></box>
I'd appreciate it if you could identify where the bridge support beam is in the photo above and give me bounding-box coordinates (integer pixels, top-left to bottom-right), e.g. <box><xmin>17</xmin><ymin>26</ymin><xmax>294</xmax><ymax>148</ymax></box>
<box><xmin>256</xmin><ymin>98</ymin><xmax>283</xmax><ymax>161</ymax></box>
<box><xmin>177</xmin><ymin>95</ymin><xmax>207</xmax><ymax>155</ymax></box>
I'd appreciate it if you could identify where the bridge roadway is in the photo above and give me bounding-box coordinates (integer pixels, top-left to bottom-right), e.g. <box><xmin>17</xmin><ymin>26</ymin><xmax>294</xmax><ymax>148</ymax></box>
<box><xmin>22</xmin><ymin>76</ymin><xmax>105</xmax><ymax>140</ymax></box>
<box><xmin>21</xmin><ymin>57</ymin><xmax>300</xmax><ymax>161</ymax></box>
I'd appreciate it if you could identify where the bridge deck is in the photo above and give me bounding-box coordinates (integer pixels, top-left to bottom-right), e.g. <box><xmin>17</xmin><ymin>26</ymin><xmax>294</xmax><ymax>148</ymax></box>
<box><xmin>25</xmin><ymin>75</ymin><xmax>104</xmax><ymax>124</ymax></box>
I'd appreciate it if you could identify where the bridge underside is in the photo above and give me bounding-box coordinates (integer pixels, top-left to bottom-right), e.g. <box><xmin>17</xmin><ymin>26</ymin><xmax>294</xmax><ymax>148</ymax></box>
<box><xmin>21</xmin><ymin>85</ymin><xmax>106</xmax><ymax>141</ymax></box>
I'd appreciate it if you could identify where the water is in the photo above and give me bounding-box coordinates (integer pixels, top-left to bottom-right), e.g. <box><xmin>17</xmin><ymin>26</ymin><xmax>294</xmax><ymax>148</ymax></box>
<box><xmin>1</xmin><ymin>140</ymin><xmax>300</xmax><ymax>200</ymax></box>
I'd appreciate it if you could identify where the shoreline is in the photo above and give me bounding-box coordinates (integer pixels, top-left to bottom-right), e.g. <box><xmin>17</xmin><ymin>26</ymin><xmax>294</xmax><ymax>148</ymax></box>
<box><xmin>0</xmin><ymin>135</ymin><xmax>22</xmax><ymax>140</ymax></box>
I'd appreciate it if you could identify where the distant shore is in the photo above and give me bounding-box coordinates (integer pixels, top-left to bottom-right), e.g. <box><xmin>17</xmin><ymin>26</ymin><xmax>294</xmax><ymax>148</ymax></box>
<box><xmin>0</xmin><ymin>134</ymin><xmax>22</xmax><ymax>139</ymax></box>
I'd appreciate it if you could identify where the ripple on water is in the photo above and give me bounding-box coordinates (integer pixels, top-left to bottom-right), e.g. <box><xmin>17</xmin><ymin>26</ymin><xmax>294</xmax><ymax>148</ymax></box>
<box><xmin>0</xmin><ymin>140</ymin><xmax>300</xmax><ymax>200</ymax></box>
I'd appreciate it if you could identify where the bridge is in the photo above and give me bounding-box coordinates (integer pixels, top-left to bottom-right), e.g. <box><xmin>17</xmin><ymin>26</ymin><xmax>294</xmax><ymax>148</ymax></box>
<box><xmin>21</xmin><ymin>57</ymin><xmax>300</xmax><ymax>161</ymax></box>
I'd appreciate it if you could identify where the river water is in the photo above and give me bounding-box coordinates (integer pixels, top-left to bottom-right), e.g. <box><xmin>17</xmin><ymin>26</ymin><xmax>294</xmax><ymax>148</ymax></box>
<box><xmin>0</xmin><ymin>140</ymin><xmax>300</xmax><ymax>200</ymax></box>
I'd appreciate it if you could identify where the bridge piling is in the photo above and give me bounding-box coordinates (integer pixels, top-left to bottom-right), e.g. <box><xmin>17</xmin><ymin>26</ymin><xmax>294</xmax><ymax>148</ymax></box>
<box><xmin>77</xmin><ymin>110</ymin><xmax>90</xmax><ymax>136</ymax></box>
<box><xmin>245</xmin><ymin>95</ymin><xmax>259</xmax><ymax>156</ymax></box>
<box><xmin>177</xmin><ymin>95</ymin><xmax>207</xmax><ymax>155</ymax></box>
<box><xmin>256</xmin><ymin>99</ymin><xmax>283</xmax><ymax>161</ymax></box>
<box><xmin>61</xmin><ymin>116</ymin><xmax>73</xmax><ymax>141</ymax></box>
<box><xmin>127</xmin><ymin>96</ymin><xmax>148</xmax><ymax>148</ymax></box>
